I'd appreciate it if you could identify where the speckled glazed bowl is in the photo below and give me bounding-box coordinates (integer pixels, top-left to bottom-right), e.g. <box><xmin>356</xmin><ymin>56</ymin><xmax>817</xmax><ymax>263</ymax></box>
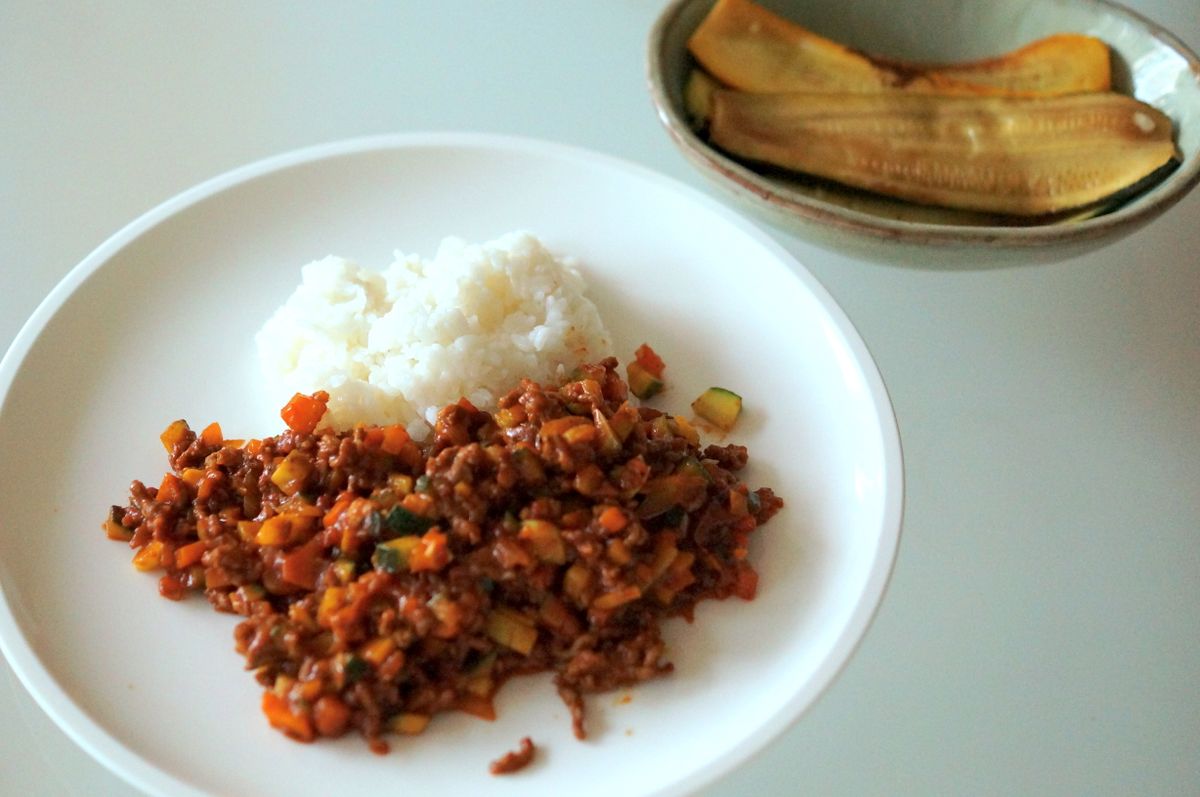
<box><xmin>648</xmin><ymin>0</ymin><xmax>1200</xmax><ymax>265</ymax></box>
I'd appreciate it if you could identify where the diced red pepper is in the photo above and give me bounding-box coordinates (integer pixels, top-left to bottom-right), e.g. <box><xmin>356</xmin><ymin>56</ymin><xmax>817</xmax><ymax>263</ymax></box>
<box><xmin>634</xmin><ymin>343</ymin><xmax>666</xmax><ymax>378</ymax></box>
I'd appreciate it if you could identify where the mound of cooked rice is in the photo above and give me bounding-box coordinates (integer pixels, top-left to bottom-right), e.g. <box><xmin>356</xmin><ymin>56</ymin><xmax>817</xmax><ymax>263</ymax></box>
<box><xmin>256</xmin><ymin>231</ymin><xmax>612</xmax><ymax>440</ymax></box>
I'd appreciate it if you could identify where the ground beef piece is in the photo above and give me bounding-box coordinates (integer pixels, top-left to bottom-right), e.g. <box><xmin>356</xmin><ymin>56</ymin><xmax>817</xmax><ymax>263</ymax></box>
<box><xmin>104</xmin><ymin>357</ymin><xmax>783</xmax><ymax>759</ymax></box>
<box><xmin>489</xmin><ymin>736</ymin><xmax>536</xmax><ymax>775</ymax></box>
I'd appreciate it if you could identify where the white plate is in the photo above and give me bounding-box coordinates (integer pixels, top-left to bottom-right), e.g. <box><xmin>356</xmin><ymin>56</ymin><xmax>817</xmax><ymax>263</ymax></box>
<box><xmin>0</xmin><ymin>133</ymin><xmax>903</xmax><ymax>797</ymax></box>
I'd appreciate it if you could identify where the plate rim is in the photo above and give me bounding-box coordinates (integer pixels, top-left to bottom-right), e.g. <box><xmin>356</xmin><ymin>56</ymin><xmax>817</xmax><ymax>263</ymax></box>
<box><xmin>0</xmin><ymin>131</ymin><xmax>905</xmax><ymax>797</ymax></box>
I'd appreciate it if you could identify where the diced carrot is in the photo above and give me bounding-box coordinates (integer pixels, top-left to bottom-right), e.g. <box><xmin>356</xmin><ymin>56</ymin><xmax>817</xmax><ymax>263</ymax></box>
<box><xmin>159</xmin><ymin>419</ymin><xmax>189</xmax><ymax>454</ymax></box>
<box><xmin>174</xmin><ymin>540</ymin><xmax>206</xmax><ymax>569</ymax></box>
<box><xmin>317</xmin><ymin>587</ymin><xmax>345</xmax><ymax>628</ymax></box>
<box><xmin>256</xmin><ymin>515</ymin><xmax>293</xmax><ymax>547</ymax></box>
<box><xmin>733</xmin><ymin>564</ymin><xmax>759</xmax><ymax>600</ymax></box>
<box><xmin>560</xmin><ymin>509</ymin><xmax>591</xmax><ymax>529</ymax></box>
<box><xmin>280</xmin><ymin>391</ymin><xmax>329</xmax><ymax>435</ymax></box>
<box><xmin>261</xmin><ymin>691</ymin><xmax>315</xmax><ymax>742</ymax></box>
<box><xmin>156</xmin><ymin>473</ymin><xmax>186</xmax><ymax>505</ymax></box>
<box><xmin>323</xmin><ymin>496</ymin><xmax>353</xmax><ymax>528</ymax></box>
<box><xmin>237</xmin><ymin>520</ymin><xmax>262</xmax><ymax>543</ymax></box>
<box><xmin>363</xmin><ymin>427</ymin><xmax>385</xmax><ymax>449</ymax></box>
<box><xmin>180</xmin><ymin>467</ymin><xmax>205</xmax><ymax>486</ymax></box>
<box><xmin>400</xmin><ymin>492</ymin><xmax>434</xmax><ymax>516</ymax></box>
<box><xmin>606</xmin><ymin>539</ymin><xmax>632</xmax><ymax>565</ymax></box>
<box><xmin>409</xmin><ymin>529</ymin><xmax>451</xmax><ymax>573</ymax></box>
<box><xmin>380</xmin><ymin>424</ymin><xmax>410</xmax><ymax>455</ymax></box>
<box><xmin>634</xmin><ymin>343</ymin><xmax>666</xmax><ymax>378</ymax></box>
<box><xmin>200</xmin><ymin>421</ymin><xmax>223</xmax><ymax>447</ymax></box>
<box><xmin>296</xmin><ymin>678</ymin><xmax>323</xmax><ymax>702</ymax></box>
<box><xmin>158</xmin><ymin>574</ymin><xmax>185</xmax><ymax>600</ymax></box>
<box><xmin>359</xmin><ymin>635</ymin><xmax>397</xmax><ymax>666</ymax></box>
<box><xmin>281</xmin><ymin>538</ymin><xmax>322</xmax><ymax>590</ymax></box>
<box><xmin>457</xmin><ymin>396</ymin><xmax>479</xmax><ymax>413</ymax></box>
<box><xmin>397</xmin><ymin>440</ymin><xmax>423</xmax><ymax>471</ymax></box>
<box><xmin>597</xmin><ymin>506</ymin><xmax>628</xmax><ymax>533</ymax></box>
<box><xmin>196</xmin><ymin>473</ymin><xmax>220</xmax><ymax>501</ymax></box>
<box><xmin>540</xmin><ymin>416</ymin><xmax>590</xmax><ymax>437</ymax></box>
<box><xmin>104</xmin><ymin>511</ymin><xmax>133</xmax><ymax>541</ymax></box>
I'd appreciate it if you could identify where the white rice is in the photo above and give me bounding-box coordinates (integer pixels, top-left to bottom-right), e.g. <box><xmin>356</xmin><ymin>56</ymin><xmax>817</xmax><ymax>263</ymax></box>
<box><xmin>255</xmin><ymin>231</ymin><xmax>612</xmax><ymax>440</ymax></box>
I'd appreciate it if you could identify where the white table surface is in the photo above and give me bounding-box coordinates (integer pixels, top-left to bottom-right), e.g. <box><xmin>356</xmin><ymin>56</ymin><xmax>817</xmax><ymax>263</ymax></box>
<box><xmin>2</xmin><ymin>2</ymin><xmax>1198</xmax><ymax>795</ymax></box>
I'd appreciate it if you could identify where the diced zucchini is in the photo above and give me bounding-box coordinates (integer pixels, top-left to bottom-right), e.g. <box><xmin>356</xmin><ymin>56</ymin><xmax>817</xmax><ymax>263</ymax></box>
<box><xmin>466</xmin><ymin>650</ymin><xmax>498</xmax><ymax>678</ymax></box>
<box><xmin>669</xmin><ymin>414</ymin><xmax>700</xmax><ymax>445</ymax></box>
<box><xmin>517</xmin><ymin>519</ymin><xmax>566</xmax><ymax>564</ymax></box>
<box><xmin>677</xmin><ymin>455</ymin><xmax>713</xmax><ymax>484</ymax></box>
<box><xmin>104</xmin><ymin>507</ymin><xmax>133</xmax><ymax>541</ymax></box>
<box><xmin>637</xmin><ymin>474</ymin><xmax>703</xmax><ymax>519</ymax></box>
<box><xmin>486</xmin><ymin>607</ymin><xmax>538</xmax><ymax>655</ymax></box>
<box><xmin>340</xmin><ymin>653</ymin><xmax>369</xmax><ymax>684</ymax></box>
<box><xmin>562</xmin><ymin>562</ymin><xmax>592</xmax><ymax>605</ymax></box>
<box><xmin>383</xmin><ymin>505</ymin><xmax>434</xmax><ymax>537</ymax></box>
<box><xmin>659</xmin><ymin>506</ymin><xmax>686</xmax><ymax>527</ymax></box>
<box><xmin>270</xmin><ymin>449</ymin><xmax>313</xmax><ymax>496</ymax></box>
<box><xmin>372</xmin><ymin>536</ymin><xmax>421</xmax><ymax>573</ymax></box>
<box><xmin>691</xmin><ymin>387</ymin><xmax>742</xmax><ymax>431</ymax></box>
<box><xmin>608</xmin><ymin>403</ymin><xmax>639</xmax><ymax>441</ymax></box>
<box><xmin>331</xmin><ymin>558</ymin><xmax>357</xmax><ymax>584</ymax></box>
<box><xmin>592</xmin><ymin>410</ymin><xmax>623</xmax><ymax>456</ymax></box>
<box><xmin>627</xmin><ymin>361</ymin><xmax>664</xmax><ymax>400</ymax></box>
<box><xmin>591</xmin><ymin>584</ymin><xmax>642</xmax><ymax>610</ymax></box>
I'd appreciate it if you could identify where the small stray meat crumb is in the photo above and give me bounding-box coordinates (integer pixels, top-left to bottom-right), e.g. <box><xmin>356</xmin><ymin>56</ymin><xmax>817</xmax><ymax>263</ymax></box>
<box><xmin>490</xmin><ymin>737</ymin><xmax>536</xmax><ymax>775</ymax></box>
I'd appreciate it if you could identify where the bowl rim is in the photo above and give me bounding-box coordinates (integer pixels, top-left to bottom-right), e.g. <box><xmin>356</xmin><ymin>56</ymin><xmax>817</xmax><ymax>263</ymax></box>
<box><xmin>647</xmin><ymin>0</ymin><xmax>1200</xmax><ymax>246</ymax></box>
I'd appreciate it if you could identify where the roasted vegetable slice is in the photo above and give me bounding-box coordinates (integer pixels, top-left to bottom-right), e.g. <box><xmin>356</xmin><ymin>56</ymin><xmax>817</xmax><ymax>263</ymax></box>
<box><xmin>688</xmin><ymin>0</ymin><xmax>886</xmax><ymax>93</ymax></box>
<box><xmin>687</xmin><ymin>0</ymin><xmax>1111</xmax><ymax>97</ymax></box>
<box><xmin>893</xmin><ymin>34</ymin><xmax>1112</xmax><ymax>97</ymax></box>
<box><xmin>696</xmin><ymin>88</ymin><xmax>1179</xmax><ymax>215</ymax></box>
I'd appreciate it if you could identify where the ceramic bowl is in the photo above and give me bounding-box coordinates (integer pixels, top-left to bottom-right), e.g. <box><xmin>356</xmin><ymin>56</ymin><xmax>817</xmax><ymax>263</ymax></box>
<box><xmin>648</xmin><ymin>0</ymin><xmax>1200</xmax><ymax>265</ymax></box>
